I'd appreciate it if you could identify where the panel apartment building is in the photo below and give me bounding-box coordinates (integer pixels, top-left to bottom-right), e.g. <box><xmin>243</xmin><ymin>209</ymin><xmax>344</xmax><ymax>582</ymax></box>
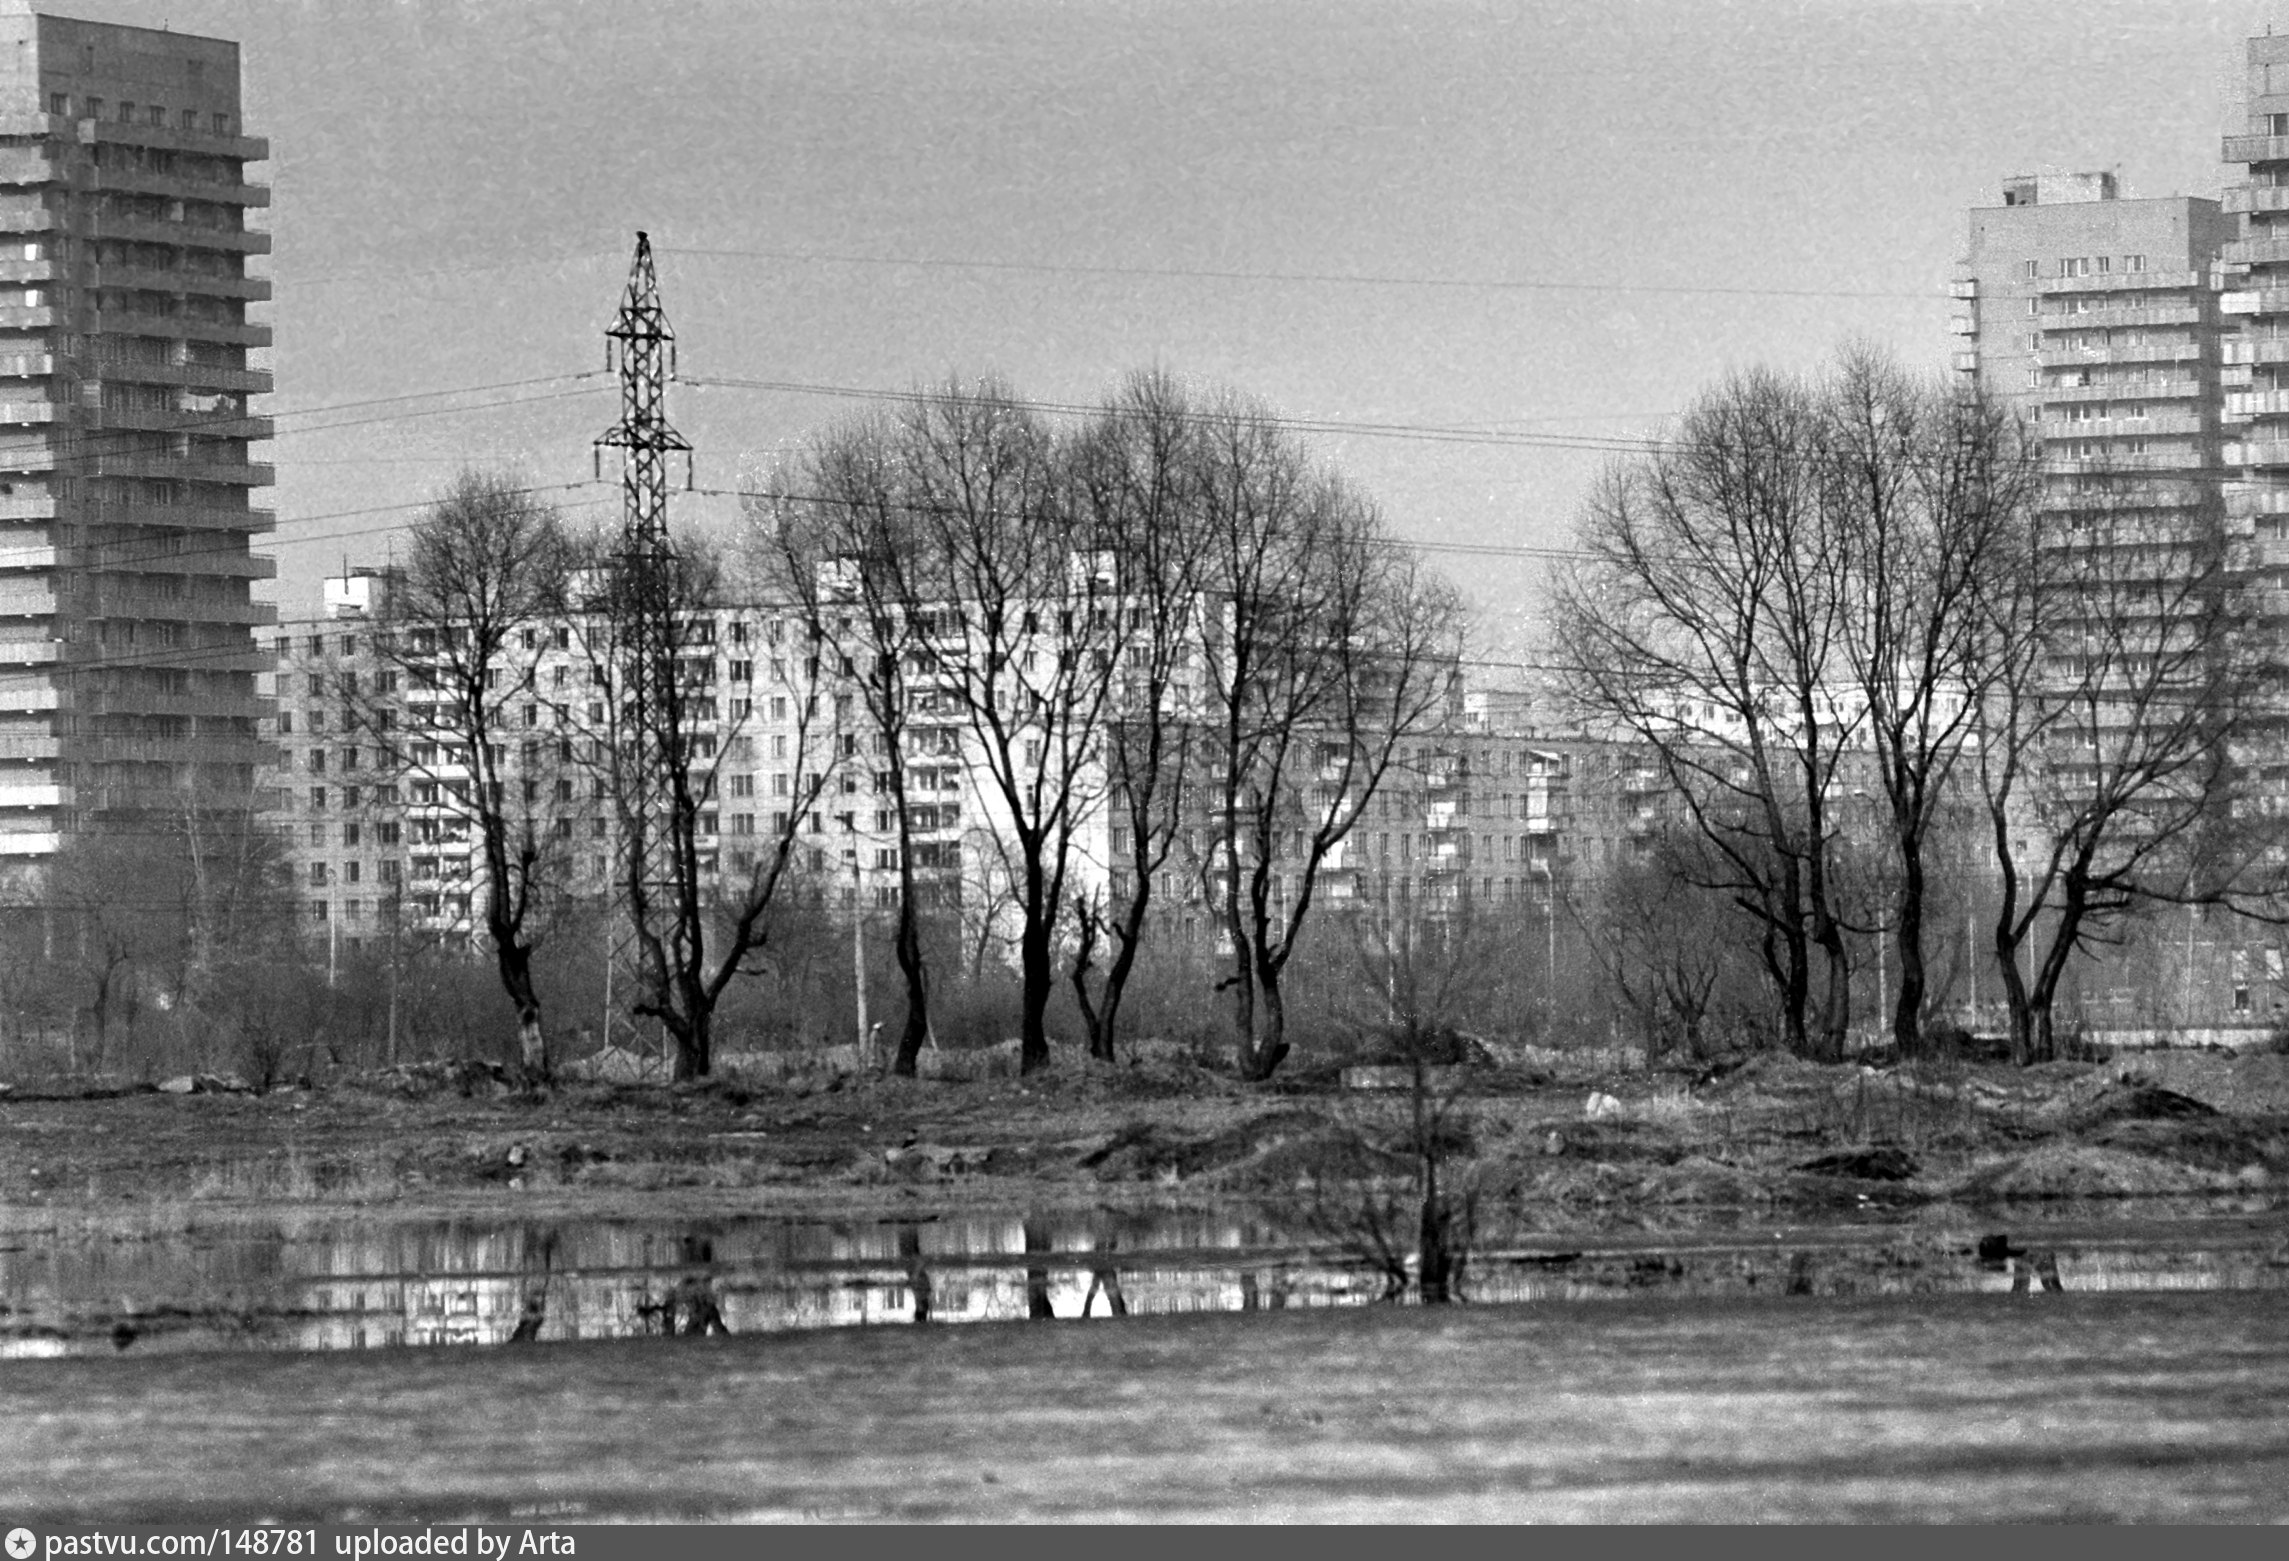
<box><xmin>264</xmin><ymin>568</ymin><xmax>1586</xmax><ymax>954</ymax></box>
<box><xmin>0</xmin><ymin>5</ymin><xmax>273</xmax><ymax>860</ymax></box>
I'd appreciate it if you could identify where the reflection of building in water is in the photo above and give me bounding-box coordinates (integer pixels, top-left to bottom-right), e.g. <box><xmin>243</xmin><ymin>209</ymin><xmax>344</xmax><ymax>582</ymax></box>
<box><xmin>13</xmin><ymin>1211</ymin><xmax>2289</xmax><ymax>1356</ymax></box>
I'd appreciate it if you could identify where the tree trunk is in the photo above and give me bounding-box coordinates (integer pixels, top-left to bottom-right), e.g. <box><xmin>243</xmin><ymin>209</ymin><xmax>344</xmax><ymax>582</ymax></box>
<box><xmin>1018</xmin><ymin>913</ymin><xmax>1054</xmax><ymax>1075</ymax></box>
<box><xmin>1892</xmin><ymin>849</ymin><xmax>1927</xmax><ymax>1055</ymax></box>
<box><xmin>890</xmin><ymin>887</ymin><xmax>930</xmax><ymax>1078</ymax></box>
<box><xmin>1243</xmin><ymin>968</ymin><xmax>1290</xmax><ymax>1081</ymax></box>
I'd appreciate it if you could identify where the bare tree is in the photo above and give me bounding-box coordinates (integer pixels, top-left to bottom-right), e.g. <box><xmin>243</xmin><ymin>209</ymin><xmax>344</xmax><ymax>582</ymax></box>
<box><xmin>367</xmin><ymin>471</ymin><xmax>574</xmax><ymax>1084</ymax></box>
<box><xmin>1824</xmin><ymin>351</ymin><xmax>2043</xmax><ymax>1052</ymax></box>
<box><xmin>1065</xmin><ymin>371</ymin><xmax>1213</xmax><ymax>1062</ymax></box>
<box><xmin>839</xmin><ymin>380</ymin><xmax>1126</xmax><ymax>1076</ymax></box>
<box><xmin>578</xmin><ymin>535</ymin><xmax>836</xmax><ymax>1079</ymax></box>
<box><xmin>1550</xmin><ymin>368</ymin><xmax>1860</xmax><ymax>1060</ymax></box>
<box><xmin>1191</xmin><ymin>396</ymin><xmax>1463</xmax><ymax>1081</ymax></box>
<box><xmin>758</xmin><ymin>414</ymin><xmax>944</xmax><ymax>1077</ymax></box>
<box><xmin>1973</xmin><ymin>469</ymin><xmax>2251</xmax><ymax>1060</ymax></box>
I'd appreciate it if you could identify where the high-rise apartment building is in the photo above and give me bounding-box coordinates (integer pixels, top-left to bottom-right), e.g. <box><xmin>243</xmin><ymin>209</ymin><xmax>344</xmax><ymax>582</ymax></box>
<box><xmin>1954</xmin><ymin>173</ymin><xmax>2230</xmax><ymax>487</ymax></box>
<box><xmin>0</xmin><ymin>5</ymin><xmax>272</xmax><ymax>859</ymax></box>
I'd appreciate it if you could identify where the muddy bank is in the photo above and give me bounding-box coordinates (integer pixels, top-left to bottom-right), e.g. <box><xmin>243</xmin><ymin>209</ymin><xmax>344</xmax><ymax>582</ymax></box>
<box><xmin>0</xmin><ymin>1048</ymin><xmax>2283</xmax><ymax>1230</ymax></box>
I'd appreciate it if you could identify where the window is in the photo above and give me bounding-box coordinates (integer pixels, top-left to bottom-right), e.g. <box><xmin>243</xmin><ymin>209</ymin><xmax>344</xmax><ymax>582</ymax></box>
<box><xmin>700</xmin><ymin>811</ymin><xmax>718</xmax><ymax>835</ymax></box>
<box><xmin>47</xmin><ymin>94</ymin><xmax>68</xmax><ymax>116</ymax></box>
<box><xmin>310</xmin><ymin>786</ymin><xmax>327</xmax><ymax>810</ymax></box>
<box><xmin>772</xmin><ymin>772</ymin><xmax>790</xmax><ymax>796</ymax></box>
<box><xmin>278</xmin><ymin>710</ymin><xmax>293</xmax><ymax>734</ymax></box>
<box><xmin>117</xmin><ymin>101</ymin><xmax>135</xmax><ymax>123</ymax></box>
<box><xmin>2123</xmin><ymin>254</ymin><xmax>2146</xmax><ymax>273</ymax></box>
<box><xmin>731</xmin><ymin>774</ymin><xmax>755</xmax><ymax>797</ymax></box>
<box><xmin>346</xmin><ymin>861</ymin><xmax>361</xmax><ymax>885</ymax></box>
<box><xmin>309</xmin><ymin>862</ymin><xmax>329</xmax><ymax>887</ymax></box>
<box><xmin>2022</xmin><ymin>259</ymin><xmax>2039</xmax><ymax>280</ymax></box>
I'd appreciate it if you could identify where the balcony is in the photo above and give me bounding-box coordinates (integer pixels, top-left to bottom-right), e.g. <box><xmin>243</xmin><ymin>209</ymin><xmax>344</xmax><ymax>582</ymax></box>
<box><xmin>2220</xmin><ymin>289</ymin><xmax>2289</xmax><ymax>316</ymax></box>
<box><xmin>2226</xmin><ymin>389</ymin><xmax>2289</xmax><ymax>420</ymax></box>
<box><xmin>87</xmin><ymin>455</ymin><xmax>274</xmax><ymax>486</ymax></box>
<box><xmin>0</xmin><ymin>782</ymin><xmax>66</xmax><ymax>808</ymax></box>
<box><xmin>2040</xmin><ymin>342</ymin><xmax>2204</xmax><ymax>369</ymax></box>
<box><xmin>2035</xmin><ymin>269</ymin><xmax>2202</xmax><ymax>295</ymax></box>
<box><xmin>0</xmin><ymin>732</ymin><xmax>60</xmax><ymax>761</ymax></box>
<box><xmin>87</xmin><ymin>212</ymin><xmax>271</xmax><ymax>254</ymax></box>
<box><xmin>2225</xmin><ymin>187</ymin><xmax>2289</xmax><ymax>214</ymax></box>
<box><xmin>86</xmin><ymin>502</ymin><xmax>276</xmax><ymax>534</ymax></box>
<box><xmin>75</xmin><ymin>122</ymin><xmax>270</xmax><ymax>163</ymax></box>
<box><xmin>2223</xmin><ymin>235</ymin><xmax>2289</xmax><ymax>268</ymax></box>
<box><xmin>2041</xmin><ymin>303</ymin><xmax>2201</xmax><ymax>330</ymax></box>
<box><xmin>91</xmin><ymin>262</ymin><xmax>272</xmax><ymax>302</ymax></box>
<box><xmin>0</xmin><ymin>208</ymin><xmax>54</xmax><ymax>235</ymax></box>
<box><xmin>88</xmin><ymin>167</ymin><xmax>269</xmax><ymax>208</ymax></box>
<box><xmin>2227</xmin><ymin>440</ymin><xmax>2289</xmax><ymax>468</ymax></box>
<box><xmin>0</xmin><ymin>401</ymin><xmax>56</xmax><ymax>426</ymax></box>
<box><xmin>0</xmin><ymin>306</ymin><xmax>57</xmax><ymax>330</ymax></box>
<box><xmin>91</xmin><ymin>404</ymin><xmax>275</xmax><ymax>440</ymax></box>
<box><xmin>1948</xmin><ymin>277</ymin><xmax>1977</xmax><ymax>299</ymax></box>
<box><xmin>2045</xmin><ymin>412</ymin><xmax>2207</xmax><ymax>439</ymax></box>
<box><xmin>93</xmin><ymin>360</ymin><xmax>273</xmax><ymax>395</ymax></box>
<box><xmin>1947</xmin><ymin>314</ymin><xmax>1976</xmax><ymax>336</ymax></box>
<box><xmin>1950</xmin><ymin>349</ymin><xmax>1978</xmax><ymax>374</ymax></box>
<box><xmin>2045</xmin><ymin>448</ymin><xmax>2211</xmax><ymax>473</ymax></box>
<box><xmin>0</xmin><ymin>641</ymin><xmax>60</xmax><ymax>666</ymax></box>
<box><xmin>2043</xmin><ymin>378</ymin><xmax>2202</xmax><ymax>404</ymax></box>
<box><xmin>0</xmin><ymin>258</ymin><xmax>57</xmax><ymax>286</ymax></box>
<box><xmin>0</xmin><ymin>577</ymin><xmax>56</xmax><ymax>613</ymax></box>
<box><xmin>0</xmin><ymin>149</ymin><xmax>54</xmax><ymax>188</ymax></box>
<box><xmin>93</xmin><ymin>308</ymin><xmax>271</xmax><ymax>349</ymax></box>
<box><xmin>2225</xmin><ymin>135</ymin><xmax>2289</xmax><ymax>163</ymax></box>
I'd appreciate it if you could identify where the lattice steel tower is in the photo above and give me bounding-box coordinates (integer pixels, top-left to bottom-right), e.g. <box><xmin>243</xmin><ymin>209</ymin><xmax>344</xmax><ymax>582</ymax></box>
<box><xmin>595</xmin><ymin>231</ymin><xmax>690</xmax><ymax>555</ymax></box>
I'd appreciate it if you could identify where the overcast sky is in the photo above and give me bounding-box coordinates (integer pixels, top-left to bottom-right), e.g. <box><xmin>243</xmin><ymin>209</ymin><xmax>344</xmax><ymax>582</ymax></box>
<box><xmin>50</xmin><ymin>0</ymin><xmax>2289</xmax><ymax>664</ymax></box>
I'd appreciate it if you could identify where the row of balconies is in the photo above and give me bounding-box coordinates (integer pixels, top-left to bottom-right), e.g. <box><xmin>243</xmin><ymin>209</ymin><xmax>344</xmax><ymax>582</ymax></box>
<box><xmin>2040</xmin><ymin>342</ymin><xmax>2204</xmax><ymax>369</ymax></box>
<box><xmin>83</xmin><ymin>262</ymin><xmax>272</xmax><ymax>302</ymax></box>
<box><xmin>2040</xmin><ymin>303</ymin><xmax>2202</xmax><ymax>330</ymax></box>
<box><xmin>2045</xmin><ymin>411</ymin><xmax>2208</xmax><ymax>438</ymax></box>
<box><xmin>85</xmin><ymin>213</ymin><xmax>270</xmax><ymax>255</ymax></box>
<box><xmin>2041</xmin><ymin>377</ymin><xmax>2205</xmax><ymax>404</ymax></box>
<box><xmin>84</xmin><ymin>360</ymin><xmax>273</xmax><ymax>394</ymax></box>
<box><xmin>86</xmin><ymin>406</ymin><xmax>274</xmax><ymax>440</ymax></box>
<box><xmin>2034</xmin><ymin>269</ymin><xmax>2204</xmax><ymax>296</ymax></box>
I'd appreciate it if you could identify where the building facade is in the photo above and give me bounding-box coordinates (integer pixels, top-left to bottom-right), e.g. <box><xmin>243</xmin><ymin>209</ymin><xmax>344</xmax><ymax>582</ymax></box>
<box><xmin>0</xmin><ymin>4</ymin><xmax>273</xmax><ymax>859</ymax></box>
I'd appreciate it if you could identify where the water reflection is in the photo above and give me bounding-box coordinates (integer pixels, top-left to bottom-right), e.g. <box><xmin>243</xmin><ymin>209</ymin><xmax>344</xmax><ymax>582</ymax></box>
<box><xmin>0</xmin><ymin>1204</ymin><xmax>2283</xmax><ymax>1357</ymax></box>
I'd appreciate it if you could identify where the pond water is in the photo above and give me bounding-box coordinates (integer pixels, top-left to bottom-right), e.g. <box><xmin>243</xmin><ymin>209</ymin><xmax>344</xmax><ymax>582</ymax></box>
<box><xmin>4</xmin><ymin>1198</ymin><xmax>2284</xmax><ymax>1356</ymax></box>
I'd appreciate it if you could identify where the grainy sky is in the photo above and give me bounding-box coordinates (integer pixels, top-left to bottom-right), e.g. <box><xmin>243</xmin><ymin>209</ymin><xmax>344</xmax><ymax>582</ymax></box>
<box><xmin>47</xmin><ymin>0</ymin><xmax>2289</xmax><ymax>663</ymax></box>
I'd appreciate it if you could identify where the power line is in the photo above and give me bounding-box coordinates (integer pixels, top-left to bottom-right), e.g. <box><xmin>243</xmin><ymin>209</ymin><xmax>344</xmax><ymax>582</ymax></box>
<box><xmin>658</xmin><ymin>244</ymin><xmax>1939</xmax><ymax>304</ymax></box>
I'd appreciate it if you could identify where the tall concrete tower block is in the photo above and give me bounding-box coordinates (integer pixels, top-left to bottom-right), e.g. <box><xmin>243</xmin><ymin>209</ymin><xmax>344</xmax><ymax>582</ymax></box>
<box><xmin>0</xmin><ymin>4</ymin><xmax>273</xmax><ymax>859</ymax></box>
<box><xmin>1954</xmin><ymin>174</ymin><xmax>2230</xmax><ymax>489</ymax></box>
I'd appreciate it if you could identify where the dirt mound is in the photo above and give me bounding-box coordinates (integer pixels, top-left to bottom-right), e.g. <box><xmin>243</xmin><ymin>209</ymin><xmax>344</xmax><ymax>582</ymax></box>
<box><xmin>1076</xmin><ymin>1109</ymin><xmax>1340</xmax><ymax>1184</ymax></box>
<box><xmin>2085</xmin><ymin>1116</ymin><xmax>2286</xmax><ymax>1176</ymax></box>
<box><xmin>1953</xmin><ymin>1144</ymin><xmax>2213</xmax><ymax>1199</ymax></box>
<box><xmin>2072</xmin><ymin>1082</ymin><xmax>2220</xmax><ymax>1128</ymax></box>
<box><xmin>1797</xmin><ymin>1146</ymin><xmax>1919</xmax><ymax>1181</ymax></box>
